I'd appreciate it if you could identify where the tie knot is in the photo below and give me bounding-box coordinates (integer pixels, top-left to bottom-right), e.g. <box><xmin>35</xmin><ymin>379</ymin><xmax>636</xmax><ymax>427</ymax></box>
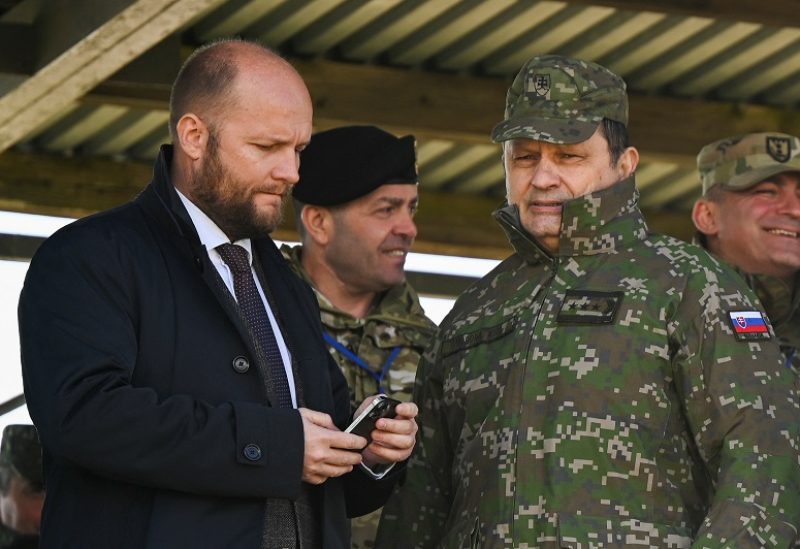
<box><xmin>216</xmin><ymin>243</ymin><xmax>251</xmax><ymax>274</ymax></box>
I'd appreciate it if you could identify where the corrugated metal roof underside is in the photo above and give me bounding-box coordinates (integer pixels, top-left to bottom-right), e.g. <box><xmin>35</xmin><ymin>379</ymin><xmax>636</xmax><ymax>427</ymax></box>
<box><xmin>9</xmin><ymin>0</ymin><xmax>800</xmax><ymax>214</ymax></box>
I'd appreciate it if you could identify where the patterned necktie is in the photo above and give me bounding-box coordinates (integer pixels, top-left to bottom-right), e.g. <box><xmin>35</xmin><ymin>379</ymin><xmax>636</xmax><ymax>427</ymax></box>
<box><xmin>216</xmin><ymin>243</ymin><xmax>293</xmax><ymax>408</ymax></box>
<box><xmin>217</xmin><ymin>243</ymin><xmax>304</xmax><ymax>548</ymax></box>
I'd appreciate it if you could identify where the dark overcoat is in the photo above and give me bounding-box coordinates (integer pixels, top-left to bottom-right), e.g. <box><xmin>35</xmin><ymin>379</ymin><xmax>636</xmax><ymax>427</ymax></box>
<box><xmin>18</xmin><ymin>146</ymin><xmax>393</xmax><ymax>548</ymax></box>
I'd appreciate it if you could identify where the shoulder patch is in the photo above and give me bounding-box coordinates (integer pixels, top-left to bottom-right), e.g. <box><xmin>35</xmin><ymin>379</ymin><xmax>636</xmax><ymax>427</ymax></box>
<box><xmin>557</xmin><ymin>290</ymin><xmax>623</xmax><ymax>324</ymax></box>
<box><xmin>727</xmin><ymin>310</ymin><xmax>771</xmax><ymax>341</ymax></box>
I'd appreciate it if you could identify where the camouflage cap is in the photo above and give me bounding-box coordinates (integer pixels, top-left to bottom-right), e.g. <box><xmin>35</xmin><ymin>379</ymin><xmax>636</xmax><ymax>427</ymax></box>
<box><xmin>0</xmin><ymin>425</ymin><xmax>42</xmax><ymax>489</ymax></box>
<box><xmin>491</xmin><ymin>54</ymin><xmax>628</xmax><ymax>145</ymax></box>
<box><xmin>698</xmin><ymin>132</ymin><xmax>800</xmax><ymax>195</ymax></box>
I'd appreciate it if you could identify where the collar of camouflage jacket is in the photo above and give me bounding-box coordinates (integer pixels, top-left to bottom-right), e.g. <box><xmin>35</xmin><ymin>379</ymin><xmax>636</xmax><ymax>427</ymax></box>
<box><xmin>280</xmin><ymin>244</ymin><xmax>437</xmax><ymax>333</ymax></box>
<box><xmin>493</xmin><ymin>176</ymin><xmax>649</xmax><ymax>264</ymax></box>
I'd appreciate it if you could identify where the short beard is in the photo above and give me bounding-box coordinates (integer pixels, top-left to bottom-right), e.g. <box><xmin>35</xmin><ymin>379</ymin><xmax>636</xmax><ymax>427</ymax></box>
<box><xmin>190</xmin><ymin>132</ymin><xmax>285</xmax><ymax>241</ymax></box>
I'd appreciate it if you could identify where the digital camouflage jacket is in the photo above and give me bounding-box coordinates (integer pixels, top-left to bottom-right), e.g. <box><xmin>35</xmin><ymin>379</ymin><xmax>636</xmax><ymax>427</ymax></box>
<box><xmin>377</xmin><ymin>177</ymin><xmax>800</xmax><ymax>548</ymax></box>
<box><xmin>282</xmin><ymin>245</ymin><xmax>437</xmax><ymax>409</ymax></box>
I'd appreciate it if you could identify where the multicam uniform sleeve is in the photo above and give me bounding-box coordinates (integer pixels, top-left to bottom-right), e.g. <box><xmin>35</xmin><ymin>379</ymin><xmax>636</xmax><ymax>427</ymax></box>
<box><xmin>669</xmin><ymin>263</ymin><xmax>800</xmax><ymax>547</ymax></box>
<box><xmin>375</xmin><ymin>337</ymin><xmax>454</xmax><ymax>548</ymax></box>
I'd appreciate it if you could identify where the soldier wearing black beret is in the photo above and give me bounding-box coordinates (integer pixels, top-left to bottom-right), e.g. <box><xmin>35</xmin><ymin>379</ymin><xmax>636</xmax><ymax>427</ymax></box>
<box><xmin>282</xmin><ymin>125</ymin><xmax>436</xmax><ymax>549</ymax></box>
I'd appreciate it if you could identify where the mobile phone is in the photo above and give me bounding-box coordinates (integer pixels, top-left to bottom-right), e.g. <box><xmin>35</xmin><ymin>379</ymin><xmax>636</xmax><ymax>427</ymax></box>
<box><xmin>345</xmin><ymin>395</ymin><xmax>401</xmax><ymax>447</ymax></box>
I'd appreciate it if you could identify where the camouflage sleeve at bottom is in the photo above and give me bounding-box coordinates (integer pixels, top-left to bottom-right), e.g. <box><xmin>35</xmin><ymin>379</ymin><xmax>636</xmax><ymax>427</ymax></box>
<box><xmin>375</xmin><ymin>341</ymin><xmax>452</xmax><ymax>548</ymax></box>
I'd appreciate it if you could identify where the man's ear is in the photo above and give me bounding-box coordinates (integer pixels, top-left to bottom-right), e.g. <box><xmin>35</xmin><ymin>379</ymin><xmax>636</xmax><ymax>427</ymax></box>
<box><xmin>300</xmin><ymin>205</ymin><xmax>333</xmax><ymax>246</ymax></box>
<box><xmin>175</xmin><ymin>113</ymin><xmax>209</xmax><ymax>160</ymax></box>
<box><xmin>691</xmin><ymin>198</ymin><xmax>719</xmax><ymax>236</ymax></box>
<box><xmin>617</xmin><ymin>146</ymin><xmax>639</xmax><ymax>178</ymax></box>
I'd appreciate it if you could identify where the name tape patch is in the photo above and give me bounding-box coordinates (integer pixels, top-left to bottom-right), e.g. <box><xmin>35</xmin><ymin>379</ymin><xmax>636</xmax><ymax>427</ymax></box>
<box><xmin>557</xmin><ymin>290</ymin><xmax>623</xmax><ymax>325</ymax></box>
<box><xmin>727</xmin><ymin>310</ymin><xmax>771</xmax><ymax>341</ymax></box>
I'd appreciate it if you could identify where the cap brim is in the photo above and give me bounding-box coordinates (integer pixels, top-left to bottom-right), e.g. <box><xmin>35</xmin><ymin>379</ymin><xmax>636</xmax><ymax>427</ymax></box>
<box><xmin>719</xmin><ymin>163</ymin><xmax>800</xmax><ymax>192</ymax></box>
<box><xmin>491</xmin><ymin>116</ymin><xmax>601</xmax><ymax>144</ymax></box>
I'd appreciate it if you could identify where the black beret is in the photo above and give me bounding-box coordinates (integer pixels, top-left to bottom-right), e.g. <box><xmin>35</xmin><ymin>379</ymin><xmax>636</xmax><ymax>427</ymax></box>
<box><xmin>294</xmin><ymin>125</ymin><xmax>417</xmax><ymax>206</ymax></box>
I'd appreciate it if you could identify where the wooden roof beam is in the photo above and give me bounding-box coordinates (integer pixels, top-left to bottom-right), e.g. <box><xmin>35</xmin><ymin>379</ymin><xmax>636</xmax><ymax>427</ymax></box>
<box><xmin>87</xmin><ymin>57</ymin><xmax>800</xmax><ymax>171</ymax></box>
<box><xmin>0</xmin><ymin>0</ymin><xmax>227</xmax><ymax>153</ymax></box>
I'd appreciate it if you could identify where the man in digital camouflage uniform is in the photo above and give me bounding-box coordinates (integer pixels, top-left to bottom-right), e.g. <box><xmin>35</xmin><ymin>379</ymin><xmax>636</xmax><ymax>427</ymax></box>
<box><xmin>282</xmin><ymin>125</ymin><xmax>437</xmax><ymax>548</ymax></box>
<box><xmin>0</xmin><ymin>425</ymin><xmax>43</xmax><ymax>549</ymax></box>
<box><xmin>692</xmin><ymin>132</ymin><xmax>799</xmax><ymax>372</ymax></box>
<box><xmin>376</xmin><ymin>55</ymin><xmax>800</xmax><ymax>547</ymax></box>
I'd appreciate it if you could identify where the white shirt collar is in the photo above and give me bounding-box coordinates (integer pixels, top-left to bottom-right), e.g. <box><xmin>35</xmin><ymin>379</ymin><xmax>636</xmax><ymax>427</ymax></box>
<box><xmin>176</xmin><ymin>188</ymin><xmax>253</xmax><ymax>261</ymax></box>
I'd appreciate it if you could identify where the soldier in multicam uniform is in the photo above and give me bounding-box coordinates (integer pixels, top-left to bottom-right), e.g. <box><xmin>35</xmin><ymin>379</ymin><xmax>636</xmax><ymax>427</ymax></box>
<box><xmin>692</xmin><ymin>132</ymin><xmax>799</xmax><ymax>371</ymax></box>
<box><xmin>0</xmin><ymin>425</ymin><xmax>43</xmax><ymax>548</ymax></box>
<box><xmin>282</xmin><ymin>125</ymin><xmax>437</xmax><ymax>549</ymax></box>
<box><xmin>376</xmin><ymin>55</ymin><xmax>800</xmax><ymax>548</ymax></box>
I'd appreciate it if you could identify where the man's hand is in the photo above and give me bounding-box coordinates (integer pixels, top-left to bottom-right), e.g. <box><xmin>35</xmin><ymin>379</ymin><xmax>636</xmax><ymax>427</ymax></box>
<box><xmin>361</xmin><ymin>400</ymin><xmax>418</xmax><ymax>469</ymax></box>
<box><xmin>299</xmin><ymin>408</ymin><xmax>366</xmax><ymax>485</ymax></box>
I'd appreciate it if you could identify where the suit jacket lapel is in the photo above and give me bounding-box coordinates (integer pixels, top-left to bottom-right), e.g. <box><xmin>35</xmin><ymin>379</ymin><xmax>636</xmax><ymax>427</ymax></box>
<box><xmin>197</xmin><ymin>251</ymin><xmax>265</xmax><ymax>369</ymax></box>
<box><xmin>163</xmin><ymin>190</ymin><xmax>265</xmax><ymax>370</ymax></box>
<box><xmin>142</xmin><ymin>179</ymin><xmax>333</xmax><ymax>413</ymax></box>
<box><xmin>140</xmin><ymin>157</ymin><xmax>275</xmax><ymax>403</ymax></box>
<box><xmin>253</xmin><ymin>238</ymin><xmax>332</xmax><ymax>412</ymax></box>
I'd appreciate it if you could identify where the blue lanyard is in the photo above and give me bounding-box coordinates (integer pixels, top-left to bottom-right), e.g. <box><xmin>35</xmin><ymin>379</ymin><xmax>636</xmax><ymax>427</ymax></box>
<box><xmin>323</xmin><ymin>332</ymin><xmax>401</xmax><ymax>394</ymax></box>
<box><xmin>787</xmin><ymin>348</ymin><xmax>797</xmax><ymax>370</ymax></box>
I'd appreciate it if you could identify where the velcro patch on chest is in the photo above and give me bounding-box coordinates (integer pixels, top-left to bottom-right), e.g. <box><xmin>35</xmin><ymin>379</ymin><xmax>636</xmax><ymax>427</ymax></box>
<box><xmin>727</xmin><ymin>310</ymin><xmax>771</xmax><ymax>341</ymax></box>
<box><xmin>557</xmin><ymin>290</ymin><xmax>624</xmax><ymax>324</ymax></box>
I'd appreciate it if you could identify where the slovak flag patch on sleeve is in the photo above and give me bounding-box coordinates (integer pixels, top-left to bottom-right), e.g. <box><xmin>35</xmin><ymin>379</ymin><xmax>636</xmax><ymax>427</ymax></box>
<box><xmin>727</xmin><ymin>310</ymin><xmax>771</xmax><ymax>341</ymax></box>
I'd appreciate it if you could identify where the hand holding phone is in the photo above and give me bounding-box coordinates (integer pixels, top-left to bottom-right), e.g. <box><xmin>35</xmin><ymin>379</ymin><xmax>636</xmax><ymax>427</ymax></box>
<box><xmin>345</xmin><ymin>395</ymin><xmax>401</xmax><ymax>448</ymax></box>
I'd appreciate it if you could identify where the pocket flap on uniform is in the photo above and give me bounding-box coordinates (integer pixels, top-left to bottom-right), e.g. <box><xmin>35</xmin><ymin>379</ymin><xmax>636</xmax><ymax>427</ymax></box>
<box><xmin>440</xmin><ymin>318</ymin><xmax>517</xmax><ymax>358</ymax></box>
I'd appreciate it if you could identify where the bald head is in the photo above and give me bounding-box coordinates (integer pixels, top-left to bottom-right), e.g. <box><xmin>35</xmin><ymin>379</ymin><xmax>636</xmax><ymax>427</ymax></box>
<box><xmin>169</xmin><ymin>39</ymin><xmax>312</xmax><ymax>241</ymax></box>
<box><xmin>168</xmin><ymin>39</ymin><xmax>305</xmax><ymax>143</ymax></box>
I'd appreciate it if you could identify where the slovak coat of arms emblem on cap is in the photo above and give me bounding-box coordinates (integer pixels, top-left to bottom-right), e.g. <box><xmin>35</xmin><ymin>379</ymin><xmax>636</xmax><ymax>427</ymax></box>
<box><xmin>766</xmin><ymin>136</ymin><xmax>791</xmax><ymax>162</ymax></box>
<box><xmin>530</xmin><ymin>73</ymin><xmax>550</xmax><ymax>97</ymax></box>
